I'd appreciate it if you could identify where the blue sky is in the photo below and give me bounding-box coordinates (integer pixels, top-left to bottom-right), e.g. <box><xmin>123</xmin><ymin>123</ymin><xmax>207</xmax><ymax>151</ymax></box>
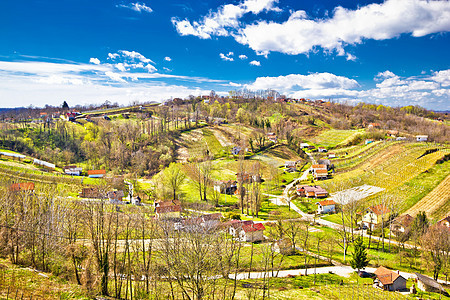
<box><xmin>0</xmin><ymin>0</ymin><xmax>449</xmax><ymax>110</ymax></box>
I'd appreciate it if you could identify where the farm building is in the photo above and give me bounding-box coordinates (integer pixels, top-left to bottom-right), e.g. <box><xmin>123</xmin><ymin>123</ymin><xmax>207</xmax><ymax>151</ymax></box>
<box><xmin>88</xmin><ymin>169</ymin><xmax>106</xmax><ymax>178</ymax></box>
<box><xmin>416</xmin><ymin>135</ymin><xmax>428</xmax><ymax>142</ymax></box>
<box><xmin>9</xmin><ymin>182</ymin><xmax>35</xmax><ymax>192</ymax></box>
<box><xmin>0</xmin><ymin>151</ymin><xmax>26</xmax><ymax>161</ymax></box>
<box><xmin>361</xmin><ymin>204</ymin><xmax>391</xmax><ymax>230</ymax></box>
<box><xmin>318</xmin><ymin>147</ymin><xmax>327</xmax><ymax>153</ymax></box>
<box><xmin>413</xmin><ymin>273</ymin><xmax>448</xmax><ymax>295</ymax></box>
<box><xmin>300</xmin><ymin>143</ymin><xmax>310</xmax><ymax>149</ymax></box>
<box><xmin>63</xmin><ymin>165</ymin><xmax>82</xmax><ymax>176</ymax></box>
<box><xmin>373</xmin><ymin>266</ymin><xmax>407</xmax><ymax>291</ymax></box>
<box><xmin>183</xmin><ymin>213</ymin><xmax>222</xmax><ymax>229</ymax></box>
<box><xmin>297</xmin><ymin>185</ymin><xmax>328</xmax><ymax>198</ymax></box>
<box><xmin>154</xmin><ymin>200</ymin><xmax>181</xmax><ymax>209</ymax></box>
<box><xmin>390</xmin><ymin>214</ymin><xmax>413</xmax><ymax>236</ymax></box>
<box><xmin>365</xmin><ymin>139</ymin><xmax>374</xmax><ymax>145</ymax></box>
<box><xmin>33</xmin><ymin>158</ymin><xmax>55</xmax><ymax>170</ymax></box>
<box><xmin>328</xmin><ymin>153</ymin><xmax>336</xmax><ymax>158</ymax></box>
<box><xmin>316</xmin><ymin>200</ymin><xmax>336</xmax><ymax>214</ymax></box>
<box><xmin>131</xmin><ymin>196</ymin><xmax>141</xmax><ymax>205</ymax></box>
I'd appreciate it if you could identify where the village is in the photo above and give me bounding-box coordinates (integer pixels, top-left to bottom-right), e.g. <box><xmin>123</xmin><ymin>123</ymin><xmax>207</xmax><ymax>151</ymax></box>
<box><xmin>0</xmin><ymin>97</ymin><xmax>449</xmax><ymax>300</ymax></box>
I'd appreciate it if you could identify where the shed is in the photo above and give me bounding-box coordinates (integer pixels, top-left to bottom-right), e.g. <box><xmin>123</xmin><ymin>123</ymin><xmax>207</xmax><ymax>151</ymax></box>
<box><xmin>413</xmin><ymin>273</ymin><xmax>448</xmax><ymax>295</ymax></box>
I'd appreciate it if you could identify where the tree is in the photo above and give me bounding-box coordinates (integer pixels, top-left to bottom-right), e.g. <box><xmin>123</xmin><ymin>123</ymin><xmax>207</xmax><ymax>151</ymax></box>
<box><xmin>62</xmin><ymin>101</ymin><xmax>69</xmax><ymax>111</ymax></box>
<box><xmin>164</xmin><ymin>163</ymin><xmax>186</xmax><ymax>201</ymax></box>
<box><xmin>421</xmin><ymin>224</ymin><xmax>450</xmax><ymax>281</ymax></box>
<box><xmin>350</xmin><ymin>237</ymin><xmax>370</xmax><ymax>272</ymax></box>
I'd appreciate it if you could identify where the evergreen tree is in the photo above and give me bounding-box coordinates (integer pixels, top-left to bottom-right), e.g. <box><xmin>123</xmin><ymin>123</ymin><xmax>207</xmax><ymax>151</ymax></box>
<box><xmin>350</xmin><ymin>237</ymin><xmax>369</xmax><ymax>272</ymax></box>
<box><xmin>62</xmin><ymin>101</ymin><xmax>69</xmax><ymax>111</ymax></box>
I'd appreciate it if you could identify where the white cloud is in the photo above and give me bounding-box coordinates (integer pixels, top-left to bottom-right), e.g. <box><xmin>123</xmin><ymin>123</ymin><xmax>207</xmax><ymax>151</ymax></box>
<box><xmin>164</xmin><ymin>56</ymin><xmax>172</xmax><ymax>62</ymax></box>
<box><xmin>239</xmin><ymin>54</ymin><xmax>248</xmax><ymax>60</ymax></box>
<box><xmin>431</xmin><ymin>69</ymin><xmax>450</xmax><ymax>87</ymax></box>
<box><xmin>246</xmin><ymin>72</ymin><xmax>359</xmax><ymax>92</ymax></box>
<box><xmin>172</xmin><ymin>0</ymin><xmax>280</xmax><ymax>39</ymax></box>
<box><xmin>89</xmin><ymin>57</ymin><xmax>100</xmax><ymax>65</ymax></box>
<box><xmin>107</xmin><ymin>50</ymin><xmax>157</xmax><ymax>73</ymax></box>
<box><xmin>174</xmin><ymin>0</ymin><xmax>450</xmax><ymax>57</ymax></box>
<box><xmin>220</xmin><ymin>52</ymin><xmax>234</xmax><ymax>61</ymax></box>
<box><xmin>238</xmin><ymin>0</ymin><xmax>450</xmax><ymax>56</ymax></box>
<box><xmin>249</xmin><ymin>60</ymin><xmax>261</xmax><ymax>66</ymax></box>
<box><xmin>117</xmin><ymin>2</ymin><xmax>153</xmax><ymax>13</ymax></box>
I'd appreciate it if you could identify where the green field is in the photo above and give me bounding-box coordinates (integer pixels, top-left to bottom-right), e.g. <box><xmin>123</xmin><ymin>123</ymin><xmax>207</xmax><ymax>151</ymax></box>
<box><xmin>309</xmin><ymin>129</ymin><xmax>364</xmax><ymax>148</ymax></box>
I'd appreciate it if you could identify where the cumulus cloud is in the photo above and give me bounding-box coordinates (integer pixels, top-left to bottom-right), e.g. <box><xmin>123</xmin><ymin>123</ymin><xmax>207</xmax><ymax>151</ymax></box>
<box><xmin>172</xmin><ymin>0</ymin><xmax>280</xmax><ymax>39</ymax></box>
<box><xmin>249</xmin><ymin>60</ymin><xmax>261</xmax><ymax>66</ymax></box>
<box><xmin>220</xmin><ymin>52</ymin><xmax>234</xmax><ymax>61</ymax></box>
<box><xmin>238</xmin><ymin>0</ymin><xmax>450</xmax><ymax>56</ymax></box>
<box><xmin>117</xmin><ymin>2</ymin><xmax>153</xmax><ymax>13</ymax></box>
<box><xmin>173</xmin><ymin>0</ymin><xmax>450</xmax><ymax>57</ymax></box>
<box><xmin>239</xmin><ymin>54</ymin><xmax>248</xmax><ymax>60</ymax></box>
<box><xmin>89</xmin><ymin>57</ymin><xmax>100</xmax><ymax>65</ymax></box>
<box><xmin>164</xmin><ymin>56</ymin><xmax>172</xmax><ymax>61</ymax></box>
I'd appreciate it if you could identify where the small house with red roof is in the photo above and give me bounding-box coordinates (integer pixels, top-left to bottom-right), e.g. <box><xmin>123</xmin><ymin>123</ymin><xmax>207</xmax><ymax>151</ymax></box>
<box><xmin>316</xmin><ymin>200</ymin><xmax>336</xmax><ymax>214</ymax></box>
<box><xmin>155</xmin><ymin>205</ymin><xmax>182</xmax><ymax>219</ymax></box>
<box><xmin>373</xmin><ymin>266</ymin><xmax>407</xmax><ymax>291</ymax></box>
<box><xmin>223</xmin><ymin>220</ymin><xmax>265</xmax><ymax>242</ymax></box>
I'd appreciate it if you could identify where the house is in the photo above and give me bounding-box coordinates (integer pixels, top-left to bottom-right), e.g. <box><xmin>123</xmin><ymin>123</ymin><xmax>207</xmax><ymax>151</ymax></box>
<box><xmin>88</xmin><ymin>169</ymin><xmax>106</xmax><ymax>178</ymax></box>
<box><xmin>390</xmin><ymin>214</ymin><xmax>414</xmax><ymax>236</ymax></box>
<box><xmin>232</xmin><ymin>146</ymin><xmax>242</xmax><ymax>156</ymax></box>
<box><xmin>9</xmin><ymin>182</ymin><xmax>35</xmax><ymax>192</ymax></box>
<box><xmin>396</xmin><ymin>137</ymin><xmax>407</xmax><ymax>141</ymax></box>
<box><xmin>184</xmin><ymin>213</ymin><xmax>222</xmax><ymax>229</ymax></box>
<box><xmin>416</xmin><ymin>135</ymin><xmax>428</xmax><ymax>142</ymax></box>
<box><xmin>300</xmin><ymin>143</ymin><xmax>310</xmax><ymax>149</ymax></box>
<box><xmin>318</xmin><ymin>147</ymin><xmax>327</xmax><ymax>153</ymax></box>
<box><xmin>365</xmin><ymin>139</ymin><xmax>374</xmax><ymax>145</ymax></box>
<box><xmin>368</xmin><ymin>123</ymin><xmax>381</xmax><ymax>129</ymax></box>
<box><xmin>155</xmin><ymin>205</ymin><xmax>182</xmax><ymax>219</ymax></box>
<box><xmin>297</xmin><ymin>185</ymin><xmax>328</xmax><ymax>198</ymax></box>
<box><xmin>437</xmin><ymin>216</ymin><xmax>450</xmax><ymax>229</ymax></box>
<box><xmin>236</xmin><ymin>172</ymin><xmax>252</xmax><ymax>183</ymax></box>
<box><xmin>413</xmin><ymin>273</ymin><xmax>448</xmax><ymax>295</ymax></box>
<box><xmin>316</xmin><ymin>200</ymin><xmax>336</xmax><ymax>214</ymax></box>
<box><xmin>361</xmin><ymin>204</ymin><xmax>391</xmax><ymax>230</ymax></box>
<box><xmin>328</xmin><ymin>153</ymin><xmax>336</xmax><ymax>158</ymax></box>
<box><xmin>131</xmin><ymin>196</ymin><xmax>141</xmax><ymax>205</ymax></box>
<box><xmin>373</xmin><ymin>266</ymin><xmax>407</xmax><ymax>291</ymax></box>
<box><xmin>80</xmin><ymin>187</ymin><xmax>101</xmax><ymax>199</ymax></box>
<box><xmin>284</xmin><ymin>161</ymin><xmax>297</xmax><ymax>168</ymax></box>
<box><xmin>107</xmin><ymin>190</ymin><xmax>124</xmax><ymax>204</ymax></box>
<box><xmin>224</xmin><ymin>220</ymin><xmax>265</xmax><ymax>242</ymax></box>
<box><xmin>314</xmin><ymin>169</ymin><xmax>328</xmax><ymax>180</ymax></box>
<box><xmin>63</xmin><ymin>165</ymin><xmax>82</xmax><ymax>176</ymax></box>
<box><xmin>387</xmin><ymin>130</ymin><xmax>399</xmax><ymax>137</ymax></box>
<box><xmin>214</xmin><ymin>180</ymin><xmax>237</xmax><ymax>195</ymax></box>
<box><xmin>154</xmin><ymin>200</ymin><xmax>181</xmax><ymax>209</ymax></box>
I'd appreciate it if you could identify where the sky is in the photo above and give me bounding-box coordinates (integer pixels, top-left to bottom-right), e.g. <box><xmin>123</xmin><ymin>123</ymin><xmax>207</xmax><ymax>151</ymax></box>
<box><xmin>0</xmin><ymin>0</ymin><xmax>449</xmax><ymax>110</ymax></box>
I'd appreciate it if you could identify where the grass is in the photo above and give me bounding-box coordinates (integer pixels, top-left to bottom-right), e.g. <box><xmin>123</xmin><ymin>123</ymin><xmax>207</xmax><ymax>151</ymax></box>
<box><xmin>309</xmin><ymin>129</ymin><xmax>364</xmax><ymax>149</ymax></box>
<box><xmin>292</xmin><ymin>198</ymin><xmax>318</xmax><ymax>214</ymax></box>
<box><xmin>202</xmin><ymin>128</ymin><xmax>226</xmax><ymax>157</ymax></box>
<box><xmin>0</xmin><ymin>258</ymin><xmax>89</xmax><ymax>299</ymax></box>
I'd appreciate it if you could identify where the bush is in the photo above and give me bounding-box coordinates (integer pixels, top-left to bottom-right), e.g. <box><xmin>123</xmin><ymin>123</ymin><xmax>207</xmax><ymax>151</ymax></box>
<box><xmin>224</xmin><ymin>211</ymin><xmax>241</xmax><ymax>220</ymax></box>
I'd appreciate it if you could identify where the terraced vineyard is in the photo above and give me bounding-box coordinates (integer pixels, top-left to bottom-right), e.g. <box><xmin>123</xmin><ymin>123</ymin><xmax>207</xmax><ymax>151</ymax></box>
<box><xmin>407</xmin><ymin>174</ymin><xmax>450</xmax><ymax>218</ymax></box>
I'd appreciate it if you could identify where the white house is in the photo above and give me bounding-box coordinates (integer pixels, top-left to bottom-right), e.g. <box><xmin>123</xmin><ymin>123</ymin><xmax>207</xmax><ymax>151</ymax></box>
<box><xmin>63</xmin><ymin>165</ymin><xmax>82</xmax><ymax>176</ymax></box>
<box><xmin>225</xmin><ymin>220</ymin><xmax>265</xmax><ymax>242</ymax></box>
<box><xmin>300</xmin><ymin>143</ymin><xmax>310</xmax><ymax>149</ymax></box>
<box><xmin>316</xmin><ymin>200</ymin><xmax>336</xmax><ymax>214</ymax></box>
<box><xmin>416</xmin><ymin>135</ymin><xmax>428</xmax><ymax>142</ymax></box>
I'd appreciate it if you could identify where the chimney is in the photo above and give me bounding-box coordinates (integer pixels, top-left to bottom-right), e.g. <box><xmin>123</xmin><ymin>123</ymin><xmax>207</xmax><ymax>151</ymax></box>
<box><xmin>397</xmin><ymin>270</ymin><xmax>400</xmax><ymax>274</ymax></box>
